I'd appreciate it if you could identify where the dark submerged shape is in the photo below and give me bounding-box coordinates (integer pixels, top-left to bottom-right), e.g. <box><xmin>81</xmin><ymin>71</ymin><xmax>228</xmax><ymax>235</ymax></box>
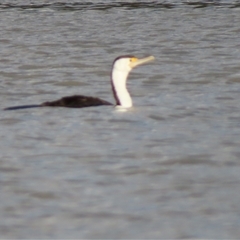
<box><xmin>4</xmin><ymin>95</ymin><xmax>112</xmax><ymax>110</ymax></box>
<box><xmin>42</xmin><ymin>95</ymin><xmax>112</xmax><ymax>108</ymax></box>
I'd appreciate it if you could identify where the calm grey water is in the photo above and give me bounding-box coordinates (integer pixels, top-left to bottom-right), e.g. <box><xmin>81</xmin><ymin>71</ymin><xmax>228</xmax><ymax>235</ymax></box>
<box><xmin>1</xmin><ymin>1</ymin><xmax>240</xmax><ymax>239</ymax></box>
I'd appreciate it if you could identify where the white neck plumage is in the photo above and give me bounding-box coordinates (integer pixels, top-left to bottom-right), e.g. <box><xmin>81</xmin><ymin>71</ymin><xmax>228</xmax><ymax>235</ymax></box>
<box><xmin>111</xmin><ymin>68</ymin><xmax>132</xmax><ymax>108</ymax></box>
<box><xmin>110</xmin><ymin>55</ymin><xmax>155</xmax><ymax>108</ymax></box>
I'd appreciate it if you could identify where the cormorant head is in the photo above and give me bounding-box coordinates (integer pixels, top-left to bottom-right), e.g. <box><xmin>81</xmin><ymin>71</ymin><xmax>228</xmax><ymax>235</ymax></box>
<box><xmin>112</xmin><ymin>55</ymin><xmax>155</xmax><ymax>73</ymax></box>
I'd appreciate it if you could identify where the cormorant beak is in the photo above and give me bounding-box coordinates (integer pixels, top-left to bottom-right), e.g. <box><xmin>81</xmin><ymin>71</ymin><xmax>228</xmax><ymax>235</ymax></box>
<box><xmin>129</xmin><ymin>56</ymin><xmax>155</xmax><ymax>68</ymax></box>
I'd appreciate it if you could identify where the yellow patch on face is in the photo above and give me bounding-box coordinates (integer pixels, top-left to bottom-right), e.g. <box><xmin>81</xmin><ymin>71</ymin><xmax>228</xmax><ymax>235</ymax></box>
<box><xmin>130</xmin><ymin>57</ymin><xmax>138</xmax><ymax>62</ymax></box>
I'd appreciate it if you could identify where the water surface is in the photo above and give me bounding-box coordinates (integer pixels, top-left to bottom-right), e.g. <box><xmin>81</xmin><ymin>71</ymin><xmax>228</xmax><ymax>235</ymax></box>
<box><xmin>1</xmin><ymin>1</ymin><xmax>240</xmax><ymax>238</ymax></box>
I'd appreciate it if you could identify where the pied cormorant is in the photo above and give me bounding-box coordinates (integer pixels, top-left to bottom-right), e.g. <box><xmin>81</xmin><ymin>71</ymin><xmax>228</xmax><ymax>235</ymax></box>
<box><xmin>4</xmin><ymin>55</ymin><xmax>154</xmax><ymax>110</ymax></box>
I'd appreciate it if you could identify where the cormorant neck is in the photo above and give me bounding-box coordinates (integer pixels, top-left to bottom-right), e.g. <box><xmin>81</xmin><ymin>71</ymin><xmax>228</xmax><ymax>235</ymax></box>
<box><xmin>111</xmin><ymin>69</ymin><xmax>132</xmax><ymax>108</ymax></box>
